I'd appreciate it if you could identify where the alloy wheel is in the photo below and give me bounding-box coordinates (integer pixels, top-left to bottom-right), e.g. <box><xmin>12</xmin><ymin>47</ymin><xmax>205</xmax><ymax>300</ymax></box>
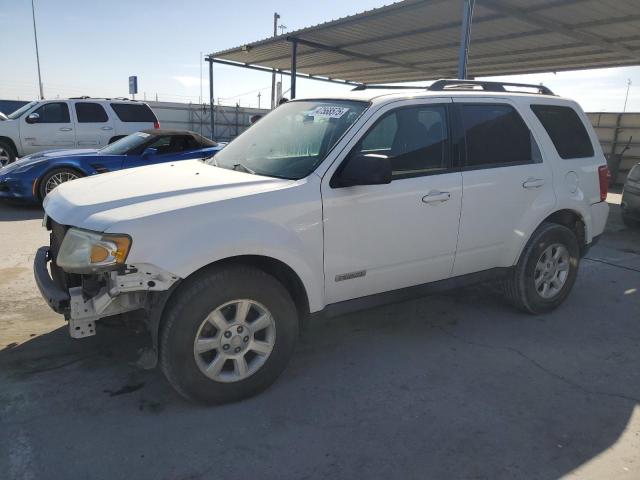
<box><xmin>534</xmin><ymin>243</ymin><xmax>570</xmax><ymax>299</ymax></box>
<box><xmin>44</xmin><ymin>171</ymin><xmax>79</xmax><ymax>195</ymax></box>
<box><xmin>193</xmin><ymin>299</ymin><xmax>276</xmax><ymax>383</ymax></box>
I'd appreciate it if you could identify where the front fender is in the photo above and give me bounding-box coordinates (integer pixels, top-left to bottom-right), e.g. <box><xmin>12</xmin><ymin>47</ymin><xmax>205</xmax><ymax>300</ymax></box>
<box><xmin>107</xmin><ymin>178</ymin><xmax>326</xmax><ymax>312</ymax></box>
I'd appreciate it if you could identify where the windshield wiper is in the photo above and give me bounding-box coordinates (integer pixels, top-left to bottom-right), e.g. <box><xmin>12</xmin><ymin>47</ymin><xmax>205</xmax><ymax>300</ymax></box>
<box><xmin>232</xmin><ymin>163</ymin><xmax>255</xmax><ymax>174</ymax></box>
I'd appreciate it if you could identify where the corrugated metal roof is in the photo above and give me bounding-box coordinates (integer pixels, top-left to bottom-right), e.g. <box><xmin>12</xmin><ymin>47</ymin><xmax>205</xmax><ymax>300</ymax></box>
<box><xmin>209</xmin><ymin>0</ymin><xmax>640</xmax><ymax>84</ymax></box>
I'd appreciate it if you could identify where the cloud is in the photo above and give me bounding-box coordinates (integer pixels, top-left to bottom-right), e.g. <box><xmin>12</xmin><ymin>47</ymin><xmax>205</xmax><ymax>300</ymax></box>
<box><xmin>172</xmin><ymin>76</ymin><xmax>202</xmax><ymax>88</ymax></box>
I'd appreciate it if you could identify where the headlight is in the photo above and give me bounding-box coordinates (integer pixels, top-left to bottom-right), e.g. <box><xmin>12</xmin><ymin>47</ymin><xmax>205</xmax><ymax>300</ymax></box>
<box><xmin>57</xmin><ymin>228</ymin><xmax>132</xmax><ymax>273</ymax></box>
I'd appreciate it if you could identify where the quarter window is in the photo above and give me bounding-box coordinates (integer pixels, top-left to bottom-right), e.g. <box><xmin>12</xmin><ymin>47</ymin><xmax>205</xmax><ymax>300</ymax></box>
<box><xmin>75</xmin><ymin>103</ymin><xmax>108</xmax><ymax>123</ymax></box>
<box><xmin>110</xmin><ymin>103</ymin><xmax>157</xmax><ymax>122</ymax></box>
<box><xmin>30</xmin><ymin>102</ymin><xmax>70</xmax><ymax>123</ymax></box>
<box><xmin>461</xmin><ymin>104</ymin><xmax>532</xmax><ymax>168</ymax></box>
<box><xmin>531</xmin><ymin>105</ymin><xmax>594</xmax><ymax>159</ymax></box>
<box><xmin>356</xmin><ymin>105</ymin><xmax>449</xmax><ymax>179</ymax></box>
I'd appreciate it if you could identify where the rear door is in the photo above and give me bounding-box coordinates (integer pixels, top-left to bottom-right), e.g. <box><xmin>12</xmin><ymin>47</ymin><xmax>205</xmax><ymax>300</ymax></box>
<box><xmin>72</xmin><ymin>102</ymin><xmax>114</xmax><ymax>148</ymax></box>
<box><xmin>19</xmin><ymin>102</ymin><xmax>76</xmax><ymax>155</ymax></box>
<box><xmin>109</xmin><ymin>102</ymin><xmax>158</xmax><ymax>136</ymax></box>
<box><xmin>451</xmin><ymin>98</ymin><xmax>555</xmax><ymax>276</ymax></box>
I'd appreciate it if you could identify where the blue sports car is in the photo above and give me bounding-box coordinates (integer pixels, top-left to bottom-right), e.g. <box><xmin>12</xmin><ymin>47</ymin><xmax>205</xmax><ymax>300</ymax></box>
<box><xmin>0</xmin><ymin>129</ymin><xmax>222</xmax><ymax>203</ymax></box>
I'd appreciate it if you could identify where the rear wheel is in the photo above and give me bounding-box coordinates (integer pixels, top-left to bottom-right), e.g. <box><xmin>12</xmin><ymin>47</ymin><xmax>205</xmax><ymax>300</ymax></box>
<box><xmin>0</xmin><ymin>140</ymin><xmax>16</xmax><ymax>166</ymax></box>
<box><xmin>39</xmin><ymin>168</ymin><xmax>83</xmax><ymax>200</ymax></box>
<box><xmin>504</xmin><ymin>222</ymin><xmax>580</xmax><ymax>314</ymax></box>
<box><xmin>160</xmin><ymin>265</ymin><xmax>298</xmax><ymax>404</ymax></box>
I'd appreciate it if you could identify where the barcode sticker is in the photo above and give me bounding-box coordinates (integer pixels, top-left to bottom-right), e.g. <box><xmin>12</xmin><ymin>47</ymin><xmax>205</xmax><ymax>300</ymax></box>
<box><xmin>310</xmin><ymin>106</ymin><xmax>349</xmax><ymax>118</ymax></box>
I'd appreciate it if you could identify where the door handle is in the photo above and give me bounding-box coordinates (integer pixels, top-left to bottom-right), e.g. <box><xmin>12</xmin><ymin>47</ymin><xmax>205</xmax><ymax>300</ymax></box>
<box><xmin>59</xmin><ymin>127</ymin><xmax>73</xmax><ymax>132</ymax></box>
<box><xmin>422</xmin><ymin>190</ymin><xmax>451</xmax><ymax>205</ymax></box>
<box><xmin>101</xmin><ymin>126</ymin><xmax>114</xmax><ymax>131</ymax></box>
<box><xmin>523</xmin><ymin>178</ymin><xmax>545</xmax><ymax>189</ymax></box>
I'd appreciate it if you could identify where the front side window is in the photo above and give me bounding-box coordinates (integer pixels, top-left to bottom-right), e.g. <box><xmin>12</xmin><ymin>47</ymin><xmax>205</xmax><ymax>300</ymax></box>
<box><xmin>531</xmin><ymin>104</ymin><xmax>594</xmax><ymax>159</ymax></box>
<box><xmin>208</xmin><ymin>100</ymin><xmax>368</xmax><ymax>179</ymax></box>
<box><xmin>30</xmin><ymin>102</ymin><xmax>70</xmax><ymax>123</ymax></box>
<box><xmin>461</xmin><ymin>104</ymin><xmax>531</xmax><ymax>168</ymax></box>
<box><xmin>147</xmin><ymin>135</ymin><xmax>191</xmax><ymax>154</ymax></box>
<box><xmin>75</xmin><ymin>103</ymin><xmax>108</xmax><ymax>123</ymax></box>
<box><xmin>355</xmin><ymin>105</ymin><xmax>449</xmax><ymax>179</ymax></box>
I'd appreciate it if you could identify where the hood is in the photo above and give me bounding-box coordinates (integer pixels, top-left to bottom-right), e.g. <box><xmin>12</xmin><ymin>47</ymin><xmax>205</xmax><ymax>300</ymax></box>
<box><xmin>22</xmin><ymin>148</ymin><xmax>99</xmax><ymax>162</ymax></box>
<box><xmin>44</xmin><ymin>159</ymin><xmax>293</xmax><ymax>231</ymax></box>
<box><xmin>0</xmin><ymin>148</ymin><xmax>99</xmax><ymax>175</ymax></box>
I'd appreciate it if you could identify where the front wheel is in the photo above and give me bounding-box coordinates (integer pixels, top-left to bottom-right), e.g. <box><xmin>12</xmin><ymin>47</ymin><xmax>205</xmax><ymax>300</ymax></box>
<box><xmin>39</xmin><ymin>168</ymin><xmax>83</xmax><ymax>200</ymax></box>
<box><xmin>504</xmin><ymin>222</ymin><xmax>580</xmax><ymax>314</ymax></box>
<box><xmin>0</xmin><ymin>140</ymin><xmax>16</xmax><ymax>166</ymax></box>
<box><xmin>160</xmin><ymin>265</ymin><xmax>298</xmax><ymax>404</ymax></box>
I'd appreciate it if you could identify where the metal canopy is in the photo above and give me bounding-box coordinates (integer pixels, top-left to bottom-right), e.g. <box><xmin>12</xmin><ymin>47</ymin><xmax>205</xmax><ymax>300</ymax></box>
<box><xmin>207</xmin><ymin>0</ymin><xmax>640</xmax><ymax>85</ymax></box>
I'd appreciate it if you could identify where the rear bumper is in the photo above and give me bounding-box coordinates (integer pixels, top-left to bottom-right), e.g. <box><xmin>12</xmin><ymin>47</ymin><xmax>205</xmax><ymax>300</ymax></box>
<box><xmin>590</xmin><ymin>201</ymin><xmax>609</xmax><ymax>240</ymax></box>
<box><xmin>33</xmin><ymin>246</ymin><xmax>70</xmax><ymax>315</ymax></box>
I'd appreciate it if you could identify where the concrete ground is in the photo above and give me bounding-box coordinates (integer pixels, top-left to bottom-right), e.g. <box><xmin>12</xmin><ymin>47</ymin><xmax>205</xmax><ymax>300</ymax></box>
<box><xmin>1</xmin><ymin>196</ymin><xmax>639</xmax><ymax>480</ymax></box>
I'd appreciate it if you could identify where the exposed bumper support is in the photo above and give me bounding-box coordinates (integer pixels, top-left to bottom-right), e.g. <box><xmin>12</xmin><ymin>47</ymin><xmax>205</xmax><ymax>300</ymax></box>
<box><xmin>34</xmin><ymin>246</ymin><xmax>180</xmax><ymax>339</ymax></box>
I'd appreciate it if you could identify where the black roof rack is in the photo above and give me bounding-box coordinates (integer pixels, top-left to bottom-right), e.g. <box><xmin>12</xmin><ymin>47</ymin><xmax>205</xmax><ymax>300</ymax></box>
<box><xmin>351</xmin><ymin>84</ymin><xmax>427</xmax><ymax>91</ymax></box>
<box><xmin>428</xmin><ymin>79</ymin><xmax>554</xmax><ymax>95</ymax></box>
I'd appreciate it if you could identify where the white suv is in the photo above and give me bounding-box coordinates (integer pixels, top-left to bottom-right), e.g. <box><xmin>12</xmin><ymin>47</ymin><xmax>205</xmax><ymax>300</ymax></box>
<box><xmin>34</xmin><ymin>80</ymin><xmax>609</xmax><ymax>404</ymax></box>
<box><xmin>0</xmin><ymin>98</ymin><xmax>159</xmax><ymax>164</ymax></box>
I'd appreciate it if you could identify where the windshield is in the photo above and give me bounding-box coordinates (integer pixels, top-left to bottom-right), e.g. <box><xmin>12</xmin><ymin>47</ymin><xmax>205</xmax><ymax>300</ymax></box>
<box><xmin>100</xmin><ymin>131</ymin><xmax>152</xmax><ymax>155</ymax></box>
<box><xmin>8</xmin><ymin>101</ymin><xmax>38</xmax><ymax>120</ymax></box>
<box><xmin>207</xmin><ymin>100</ymin><xmax>368</xmax><ymax>179</ymax></box>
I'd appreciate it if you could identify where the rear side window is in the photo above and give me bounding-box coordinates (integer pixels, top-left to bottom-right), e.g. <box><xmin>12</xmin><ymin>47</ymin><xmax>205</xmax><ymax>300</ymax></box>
<box><xmin>75</xmin><ymin>102</ymin><xmax>108</xmax><ymax>123</ymax></box>
<box><xmin>531</xmin><ymin>105</ymin><xmax>594</xmax><ymax>159</ymax></box>
<box><xmin>110</xmin><ymin>103</ymin><xmax>156</xmax><ymax>122</ymax></box>
<box><xmin>629</xmin><ymin>164</ymin><xmax>640</xmax><ymax>182</ymax></box>
<box><xmin>31</xmin><ymin>102</ymin><xmax>70</xmax><ymax>123</ymax></box>
<box><xmin>461</xmin><ymin>104</ymin><xmax>531</xmax><ymax>168</ymax></box>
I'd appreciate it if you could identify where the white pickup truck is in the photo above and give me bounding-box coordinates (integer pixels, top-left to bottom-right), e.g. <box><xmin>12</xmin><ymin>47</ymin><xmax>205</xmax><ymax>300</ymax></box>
<box><xmin>35</xmin><ymin>80</ymin><xmax>609</xmax><ymax>404</ymax></box>
<box><xmin>0</xmin><ymin>98</ymin><xmax>159</xmax><ymax>164</ymax></box>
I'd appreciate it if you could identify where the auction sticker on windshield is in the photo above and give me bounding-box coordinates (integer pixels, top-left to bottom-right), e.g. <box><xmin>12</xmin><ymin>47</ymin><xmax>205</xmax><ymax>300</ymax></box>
<box><xmin>310</xmin><ymin>106</ymin><xmax>349</xmax><ymax>119</ymax></box>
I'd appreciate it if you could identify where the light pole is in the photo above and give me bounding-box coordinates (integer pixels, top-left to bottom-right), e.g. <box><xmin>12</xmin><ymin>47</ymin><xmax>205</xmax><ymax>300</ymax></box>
<box><xmin>623</xmin><ymin>78</ymin><xmax>632</xmax><ymax>113</ymax></box>
<box><xmin>271</xmin><ymin>13</ymin><xmax>280</xmax><ymax>109</ymax></box>
<box><xmin>31</xmin><ymin>0</ymin><xmax>44</xmax><ymax>99</ymax></box>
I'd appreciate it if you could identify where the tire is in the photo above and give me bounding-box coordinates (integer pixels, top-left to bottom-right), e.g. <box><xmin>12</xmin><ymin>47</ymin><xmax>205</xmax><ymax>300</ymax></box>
<box><xmin>160</xmin><ymin>265</ymin><xmax>299</xmax><ymax>404</ymax></box>
<box><xmin>38</xmin><ymin>168</ymin><xmax>83</xmax><ymax>200</ymax></box>
<box><xmin>504</xmin><ymin>222</ymin><xmax>580</xmax><ymax>314</ymax></box>
<box><xmin>0</xmin><ymin>140</ymin><xmax>16</xmax><ymax>166</ymax></box>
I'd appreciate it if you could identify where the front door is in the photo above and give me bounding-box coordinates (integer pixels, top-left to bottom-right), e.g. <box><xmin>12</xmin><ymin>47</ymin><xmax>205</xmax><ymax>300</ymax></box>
<box><xmin>19</xmin><ymin>102</ymin><xmax>76</xmax><ymax>155</ymax></box>
<box><xmin>321</xmin><ymin>100</ymin><xmax>463</xmax><ymax>304</ymax></box>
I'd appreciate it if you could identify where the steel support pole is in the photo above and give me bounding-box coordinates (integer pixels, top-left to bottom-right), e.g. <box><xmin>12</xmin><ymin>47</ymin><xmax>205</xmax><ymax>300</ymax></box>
<box><xmin>208</xmin><ymin>58</ymin><xmax>215</xmax><ymax>140</ymax></box>
<box><xmin>290</xmin><ymin>39</ymin><xmax>298</xmax><ymax>99</ymax></box>
<box><xmin>31</xmin><ymin>0</ymin><xmax>44</xmax><ymax>99</ymax></box>
<box><xmin>457</xmin><ymin>0</ymin><xmax>475</xmax><ymax>80</ymax></box>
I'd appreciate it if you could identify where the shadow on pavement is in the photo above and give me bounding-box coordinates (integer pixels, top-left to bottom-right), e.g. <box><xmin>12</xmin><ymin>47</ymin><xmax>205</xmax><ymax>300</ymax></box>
<box><xmin>0</xmin><ymin>201</ymin><xmax>43</xmax><ymax>222</ymax></box>
<box><xmin>2</xmin><ymin>269</ymin><xmax>639</xmax><ymax>479</ymax></box>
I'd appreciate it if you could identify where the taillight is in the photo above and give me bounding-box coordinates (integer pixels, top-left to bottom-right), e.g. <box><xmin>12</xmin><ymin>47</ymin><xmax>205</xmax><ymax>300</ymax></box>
<box><xmin>598</xmin><ymin>165</ymin><xmax>610</xmax><ymax>202</ymax></box>
<box><xmin>153</xmin><ymin>120</ymin><xmax>160</xmax><ymax>129</ymax></box>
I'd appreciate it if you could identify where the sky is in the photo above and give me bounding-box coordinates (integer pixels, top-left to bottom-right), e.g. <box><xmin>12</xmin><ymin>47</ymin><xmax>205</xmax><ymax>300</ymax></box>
<box><xmin>1</xmin><ymin>0</ymin><xmax>639</xmax><ymax>112</ymax></box>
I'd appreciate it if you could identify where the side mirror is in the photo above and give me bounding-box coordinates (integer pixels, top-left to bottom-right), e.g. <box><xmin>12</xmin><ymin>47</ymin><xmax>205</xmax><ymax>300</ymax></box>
<box><xmin>332</xmin><ymin>153</ymin><xmax>392</xmax><ymax>188</ymax></box>
<box><xmin>26</xmin><ymin>113</ymin><xmax>40</xmax><ymax>124</ymax></box>
<box><xmin>142</xmin><ymin>147</ymin><xmax>158</xmax><ymax>158</ymax></box>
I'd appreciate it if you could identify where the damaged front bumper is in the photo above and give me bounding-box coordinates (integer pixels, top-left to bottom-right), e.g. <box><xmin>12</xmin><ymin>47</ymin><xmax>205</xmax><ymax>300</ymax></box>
<box><xmin>34</xmin><ymin>246</ymin><xmax>179</xmax><ymax>339</ymax></box>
